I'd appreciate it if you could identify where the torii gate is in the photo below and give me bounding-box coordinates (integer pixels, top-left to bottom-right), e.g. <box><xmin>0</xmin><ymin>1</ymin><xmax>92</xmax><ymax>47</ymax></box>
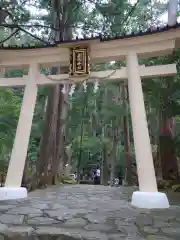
<box><xmin>0</xmin><ymin>24</ymin><xmax>180</xmax><ymax>209</ymax></box>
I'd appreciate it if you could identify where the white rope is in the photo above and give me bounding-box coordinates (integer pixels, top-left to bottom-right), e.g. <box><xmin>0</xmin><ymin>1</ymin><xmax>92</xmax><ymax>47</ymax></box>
<box><xmin>44</xmin><ymin>69</ymin><xmax>117</xmax><ymax>84</ymax></box>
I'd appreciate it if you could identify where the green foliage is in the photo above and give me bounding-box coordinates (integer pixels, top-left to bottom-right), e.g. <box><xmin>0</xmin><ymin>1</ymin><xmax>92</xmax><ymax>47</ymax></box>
<box><xmin>0</xmin><ymin>87</ymin><xmax>22</xmax><ymax>167</ymax></box>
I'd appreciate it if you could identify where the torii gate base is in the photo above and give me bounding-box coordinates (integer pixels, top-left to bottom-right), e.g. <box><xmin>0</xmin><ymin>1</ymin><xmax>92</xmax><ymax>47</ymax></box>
<box><xmin>0</xmin><ymin>187</ymin><xmax>27</xmax><ymax>201</ymax></box>
<box><xmin>0</xmin><ymin>24</ymin><xmax>179</xmax><ymax>208</ymax></box>
<box><xmin>131</xmin><ymin>192</ymin><xmax>169</xmax><ymax>209</ymax></box>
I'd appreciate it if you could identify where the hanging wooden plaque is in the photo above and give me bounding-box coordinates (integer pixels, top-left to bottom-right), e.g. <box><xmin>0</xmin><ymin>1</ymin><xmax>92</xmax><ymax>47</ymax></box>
<box><xmin>69</xmin><ymin>46</ymin><xmax>90</xmax><ymax>77</ymax></box>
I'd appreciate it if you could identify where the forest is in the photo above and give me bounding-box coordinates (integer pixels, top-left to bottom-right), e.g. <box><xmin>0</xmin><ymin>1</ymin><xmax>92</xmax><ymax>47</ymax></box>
<box><xmin>0</xmin><ymin>0</ymin><xmax>180</xmax><ymax>190</ymax></box>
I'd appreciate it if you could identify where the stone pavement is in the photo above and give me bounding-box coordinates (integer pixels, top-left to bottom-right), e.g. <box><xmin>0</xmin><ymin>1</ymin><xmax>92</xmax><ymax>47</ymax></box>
<box><xmin>0</xmin><ymin>185</ymin><xmax>180</xmax><ymax>239</ymax></box>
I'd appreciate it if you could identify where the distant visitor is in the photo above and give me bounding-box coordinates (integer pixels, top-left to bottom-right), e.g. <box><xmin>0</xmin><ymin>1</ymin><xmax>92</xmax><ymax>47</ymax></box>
<box><xmin>94</xmin><ymin>165</ymin><xmax>100</xmax><ymax>185</ymax></box>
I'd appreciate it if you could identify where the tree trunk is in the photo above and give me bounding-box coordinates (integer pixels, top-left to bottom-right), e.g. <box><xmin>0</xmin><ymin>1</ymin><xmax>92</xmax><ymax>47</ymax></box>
<box><xmin>35</xmin><ymin>0</ymin><xmax>72</xmax><ymax>187</ymax></box>
<box><xmin>50</xmin><ymin>0</ymin><xmax>73</xmax><ymax>184</ymax></box>
<box><xmin>147</xmin><ymin>103</ymin><xmax>156</xmax><ymax>145</ymax></box>
<box><xmin>77</xmin><ymin>88</ymin><xmax>88</xmax><ymax>181</ymax></box>
<box><xmin>110</xmin><ymin>133</ymin><xmax>117</xmax><ymax>186</ymax></box>
<box><xmin>158</xmin><ymin>116</ymin><xmax>179</xmax><ymax>181</ymax></box>
<box><xmin>156</xmin><ymin>89</ymin><xmax>179</xmax><ymax>182</ymax></box>
<box><xmin>27</xmin><ymin>87</ymin><xmax>54</xmax><ymax>191</ymax></box>
<box><xmin>51</xmin><ymin>85</ymin><xmax>63</xmax><ymax>184</ymax></box>
<box><xmin>48</xmin><ymin>84</ymin><xmax>61</xmax><ymax>185</ymax></box>
<box><xmin>101</xmin><ymin>86</ymin><xmax>109</xmax><ymax>185</ymax></box>
<box><xmin>36</xmin><ymin>86</ymin><xmax>59</xmax><ymax>188</ymax></box>
<box><xmin>122</xmin><ymin>84</ymin><xmax>132</xmax><ymax>185</ymax></box>
<box><xmin>154</xmin><ymin>109</ymin><xmax>163</xmax><ymax>180</ymax></box>
<box><xmin>101</xmin><ymin>143</ymin><xmax>109</xmax><ymax>185</ymax></box>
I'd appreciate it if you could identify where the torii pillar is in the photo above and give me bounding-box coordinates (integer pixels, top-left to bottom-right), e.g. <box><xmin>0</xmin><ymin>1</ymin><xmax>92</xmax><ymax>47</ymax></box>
<box><xmin>0</xmin><ymin>62</ymin><xmax>38</xmax><ymax>200</ymax></box>
<box><xmin>126</xmin><ymin>52</ymin><xmax>169</xmax><ymax>208</ymax></box>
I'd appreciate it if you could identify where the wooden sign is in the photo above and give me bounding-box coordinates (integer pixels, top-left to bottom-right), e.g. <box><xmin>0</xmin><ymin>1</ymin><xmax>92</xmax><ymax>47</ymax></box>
<box><xmin>69</xmin><ymin>46</ymin><xmax>90</xmax><ymax>77</ymax></box>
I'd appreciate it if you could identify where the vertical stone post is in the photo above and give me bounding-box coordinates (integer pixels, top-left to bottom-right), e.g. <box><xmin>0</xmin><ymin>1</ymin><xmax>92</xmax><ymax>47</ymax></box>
<box><xmin>126</xmin><ymin>52</ymin><xmax>169</xmax><ymax>209</ymax></box>
<box><xmin>0</xmin><ymin>62</ymin><xmax>38</xmax><ymax>200</ymax></box>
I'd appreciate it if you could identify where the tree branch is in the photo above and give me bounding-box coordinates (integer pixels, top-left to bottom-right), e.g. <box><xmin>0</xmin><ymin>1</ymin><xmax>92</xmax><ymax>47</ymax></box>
<box><xmin>18</xmin><ymin>26</ymin><xmax>50</xmax><ymax>44</ymax></box>
<box><xmin>120</xmin><ymin>0</ymin><xmax>140</xmax><ymax>31</ymax></box>
<box><xmin>0</xmin><ymin>8</ymin><xmax>14</xmax><ymax>24</ymax></box>
<box><xmin>0</xmin><ymin>23</ymin><xmax>60</xmax><ymax>31</ymax></box>
<box><xmin>120</xmin><ymin>0</ymin><xmax>140</xmax><ymax>28</ymax></box>
<box><xmin>0</xmin><ymin>29</ymin><xmax>19</xmax><ymax>44</ymax></box>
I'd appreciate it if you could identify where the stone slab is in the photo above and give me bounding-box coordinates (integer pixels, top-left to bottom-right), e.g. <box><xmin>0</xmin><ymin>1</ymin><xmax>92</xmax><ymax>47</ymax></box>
<box><xmin>0</xmin><ymin>185</ymin><xmax>179</xmax><ymax>240</ymax></box>
<box><xmin>0</xmin><ymin>214</ymin><xmax>24</xmax><ymax>225</ymax></box>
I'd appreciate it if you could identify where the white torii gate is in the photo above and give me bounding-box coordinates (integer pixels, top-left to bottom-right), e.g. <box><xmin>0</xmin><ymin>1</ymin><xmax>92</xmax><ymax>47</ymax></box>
<box><xmin>0</xmin><ymin>25</ymin><xmax>179</xmax><ymax>209</ymax></box>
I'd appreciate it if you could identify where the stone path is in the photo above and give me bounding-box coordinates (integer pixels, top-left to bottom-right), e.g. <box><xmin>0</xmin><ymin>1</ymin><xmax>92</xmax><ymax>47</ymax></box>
<box><xmin>0</xmin><ymin>185</ymin><xmax>180</xmax><ymax>239</ymax></box>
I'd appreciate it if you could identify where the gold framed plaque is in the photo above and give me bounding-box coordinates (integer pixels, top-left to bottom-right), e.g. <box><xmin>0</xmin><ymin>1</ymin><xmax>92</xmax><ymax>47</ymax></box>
<box><xmin>69</xmin><ymin>46</ymin><xmax>90</xmax><ymax>77</ymax></box>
